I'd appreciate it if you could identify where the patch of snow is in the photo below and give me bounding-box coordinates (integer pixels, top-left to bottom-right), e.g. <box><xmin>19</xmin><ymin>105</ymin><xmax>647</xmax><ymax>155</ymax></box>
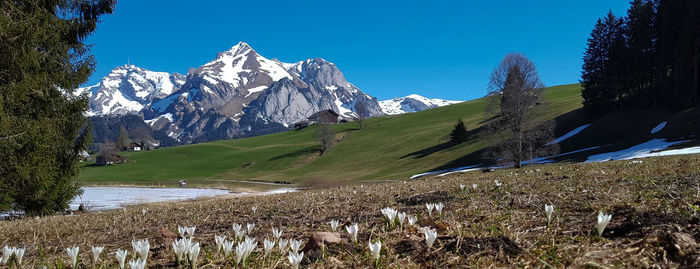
<box><xmin>546</xmin><ymin>124</ymin><xmax>591</xmax><ymax>145</ymax></box>
<box><xmin>99</xmin><ymin>90</ymin><xmax>144</xmax><ymax>114</ymax></box>
<box><xmin>144</xmin><ymin>113</ymin><xmax>173</xmax><ymax>125</ymax></box>
<box><xmin>634</xmin><ymin>145</ymin><xmax>700</xmax><ymax>158</ymax></box>
<box><xmin>651</xmin><ymin>121</ymin><xmax>667</xmax><ymax>134</ymax></box>
<box><xmin>245</xmin><ymin>86</ymin><xmax>268</xmax><ymax>97</ymax></box>
<box><xmin>256</xmin><ymin>54</ymin><xmax>293</xmax><ymax>81</ymax></box>
<box><xmin>586</xmin><ymin>139</ymin><xmax>689</xmax><ymax>162</ymax></box>
<box><xmin>151</xmin><ymin>93</ymin><xmax>181</xmax><ymax>113</ymax></box>
<box><xmin>68</xmin><ymin>187</ymin><xmax>230</xmax><ymax>211</ymax></box>
<box><xmin>411</xmin><ymin>146</ymin><xmax>605</xmax><ymax>179</ymax></box>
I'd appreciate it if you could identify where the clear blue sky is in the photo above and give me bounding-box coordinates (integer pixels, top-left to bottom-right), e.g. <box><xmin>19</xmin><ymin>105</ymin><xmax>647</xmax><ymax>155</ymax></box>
<box><xmin>85</xmin><ymin>0</ymin><xmax>630</xmax><ymax>101</ymax></box>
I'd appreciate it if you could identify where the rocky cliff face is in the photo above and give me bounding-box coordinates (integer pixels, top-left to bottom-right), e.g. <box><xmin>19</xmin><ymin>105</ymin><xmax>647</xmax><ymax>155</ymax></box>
<box><xmin>82</xmin><ymin>42</ymin><xmax>383</xmax><ymax>144</ymax></box>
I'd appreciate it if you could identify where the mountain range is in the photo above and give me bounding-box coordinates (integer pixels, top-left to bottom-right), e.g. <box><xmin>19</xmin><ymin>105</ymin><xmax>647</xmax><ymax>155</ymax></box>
<box><xmin>379</xmin><ymin>94</ymin><xmax>462</xmax><ymax>115</ymax></box>
<box><xmin>79</xmin><ymin>42</ymin><xmax>459</xmax><ymax>144</ymax></box>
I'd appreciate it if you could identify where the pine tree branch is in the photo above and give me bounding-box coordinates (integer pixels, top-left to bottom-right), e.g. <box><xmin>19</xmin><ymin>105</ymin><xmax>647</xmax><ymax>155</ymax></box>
<box><xmin>0</xmin><ymin>131</ymin><xmax>26</xmax><ymax>140</ymax></box>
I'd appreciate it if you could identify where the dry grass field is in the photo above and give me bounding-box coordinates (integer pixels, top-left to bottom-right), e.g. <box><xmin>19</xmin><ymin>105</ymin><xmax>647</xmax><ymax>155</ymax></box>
<box><xmin>2</xmin><ymin>154</ymin><xmax>699</xmax><ymax>268</ymax></box>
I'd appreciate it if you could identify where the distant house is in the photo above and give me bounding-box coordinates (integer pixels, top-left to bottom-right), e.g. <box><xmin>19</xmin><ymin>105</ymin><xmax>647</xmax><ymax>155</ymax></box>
<box><xmin>95</xmin><ymin>153</ymin><xmax>125</xmax><ymax>166</ymax></box>
<box><xmin>128</xmin><ymin>142</ymin><xmax>142</xmax><ymax>151</ymax></box>
<box><xmin>308</xmin><ymin>109</ymin><xmax>340</xmax><ymax>124</ymax></box>
<box><xmin>293</xmin><ymin>121</ymin><xmax>310</xmax><ymax>130</ymax></box>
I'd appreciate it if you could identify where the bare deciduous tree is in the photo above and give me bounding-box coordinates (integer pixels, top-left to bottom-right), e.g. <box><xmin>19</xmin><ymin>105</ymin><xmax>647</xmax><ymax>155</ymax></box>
<box><xmin>313</xmin><ymin>123</ymin><xmax>335</xmax><ymax>155</ymax></box>
<box><xmin>483</xmin><ymin>53</ymin><xmax>557</xmax><ymax>168</ymax></box>
<box><xmin>354</xmin><ymin>100</ymin><xmax>368</xmax><ymax>129</ymax></box>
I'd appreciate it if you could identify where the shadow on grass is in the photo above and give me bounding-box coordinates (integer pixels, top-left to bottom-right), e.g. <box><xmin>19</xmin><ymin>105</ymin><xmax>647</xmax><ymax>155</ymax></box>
<box><xmin>401</xmin><ymin>128</ymin><xmax>482</xmax><ymax>159</ymax></box>
<box><xmin>429</xmin><ymin>149</ymin><xmax>488</xmax><ymax>172</ymax></box>
<box><xmin>268</xmin><ymin>146</ymin><xmax>320</xmax><ymax>161</ymax></box>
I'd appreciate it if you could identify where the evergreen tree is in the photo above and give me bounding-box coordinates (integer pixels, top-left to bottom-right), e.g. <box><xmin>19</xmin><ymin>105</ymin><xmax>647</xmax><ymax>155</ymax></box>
<box><xmin>0</xmin><ymin>0</ymin><xmax>114</xmax><ymax>215</ymax></box>
<box><xmin>582</xmin><ymin>0</ymin><xmax>700</xmax><ymax>115</ymax></box>
<box><xmin>449</xmin><ymin>119</ymin><xmax>468</xmax><ymax>144</ymax></box>
<box><xmin>581</xmin><ymin>11</ymin><xmax>626</xmax><ymax>117</ymax></box>
<box><xmin>656</xmin><ymin>0</ymin><xmax>700</xmax><ymax>109</ymax></box>
<box><xmin>623</xmin><ymin>0</ymin><xmax>657</xmax><ymax>107</ymax></box>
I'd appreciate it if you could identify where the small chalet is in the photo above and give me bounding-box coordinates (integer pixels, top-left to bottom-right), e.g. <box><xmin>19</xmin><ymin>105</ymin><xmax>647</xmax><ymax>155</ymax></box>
<box><xmin>293</xmin><ymin>121</ymin><xmax>310</xmax><ymax>130</ymax></box>
<box><xmin>95</xmin><ymin>153</ymin><xmax>125</xmax><ymax>166</ymax></box>
<box><xmin>128</xmin><ymin>142</ymin><xmax>142</xmax><ymax>151</ymax></box>
<box><xmin>308</xmin><ymin>109</ymin><xmax>339</xmax><ymax>124</ymax></box>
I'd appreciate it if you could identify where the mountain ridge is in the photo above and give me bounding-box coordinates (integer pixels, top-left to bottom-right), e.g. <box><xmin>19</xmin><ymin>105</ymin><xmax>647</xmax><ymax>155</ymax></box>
<box><xmin>80</xmin><ymin>42</ymin><xmax>384</xmax><ymax>144</ymax></box>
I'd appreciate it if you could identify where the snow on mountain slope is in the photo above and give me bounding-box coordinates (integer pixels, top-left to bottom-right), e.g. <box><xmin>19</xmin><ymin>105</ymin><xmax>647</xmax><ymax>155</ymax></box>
<box><xmin>77</xmin><ymin>65</ymin><xmax>185</xmax><ymax>115</ymax></box>
<box><xmin>379</xmin><ymin>94</ymin><xmax>462</xmax><ymax>115</ymax></box>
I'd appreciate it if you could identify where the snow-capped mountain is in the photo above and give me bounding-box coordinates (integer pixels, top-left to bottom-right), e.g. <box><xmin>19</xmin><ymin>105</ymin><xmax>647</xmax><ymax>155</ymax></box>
<box><xmin>379</xmin><ymin>94</ymin><xmax>462</xmax><ymax>115</ymax></box>
<box><xmin>77</xmin><ymin>65</ymin><xmax>185</xmax><ymax>115</ymax></box>
<box><xmin>83</xmin><ymin>42</ymin><xmax>383</xmax><ymax>144</ymax></box>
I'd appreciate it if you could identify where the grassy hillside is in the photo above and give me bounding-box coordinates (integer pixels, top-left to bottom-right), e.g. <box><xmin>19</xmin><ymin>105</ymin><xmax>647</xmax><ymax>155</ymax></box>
<box><xmin>78</xmin><ymin>84</ymin><xmax>584</xmax><ymax>186</ymax></box>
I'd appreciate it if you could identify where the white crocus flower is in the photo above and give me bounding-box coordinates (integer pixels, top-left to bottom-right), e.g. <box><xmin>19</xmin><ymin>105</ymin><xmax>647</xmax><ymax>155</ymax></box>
<box><xmin>472</xmin><ymin>183</ymin><xmax>478</xmax><ymax>189</ymax></box>
<box><xmin>435</xmin><ymin>203</ymin><xmax>444</xmax><ymax>216</ymax></box>
<box><xmin>289</xmin><ymin>239</ymin><xmax>303</xmax><ymax>254</ymax></box>
<box><xmin>263</xmin><ymin>239</ymin><xmax>275</xmax><ymax>258</ymax></box>
<box><xmin>459</xmin><ymin>184</ymin><xmax>466</xmax><ymax>191</ymax></box>
<box><xmin>380</xmin><ymin>207</ymin><xmax>398</xmax><ymax>226</ymax></box>
<box><xmin>287</xmin><ymin>251</ymin><xmax>304</xmax><ymax>269</ymax></box>
<box><xmin>329</xmin><ymin>219</ymin><xmax>340</xmax><ymax>232</ymax></box>
<box><xmin>186</xmin><ymin>226</ymin><xmax>196</xmax><ymax>238</ymax></box>
<box><xmin>272</xmin><ymin>228</ymin><xmax>283</xmax><ymax>239</ymax></box>
<box><xmin>14</xmin><ymin>247</ymin><xmax>24</xmax><ymax>267</ymax></box>
<box><xmin>243</xmin><ymin>237</ymin><xmax>257</xmax><ymax>258</ymax></box>
<box><xmin>188</xmin><ymin>242</ymin><xmax>200</xmax><ymax>268</ymax></box>
<box><xmin>278</xmin><ymin>239</ymin><xmax>289</xmax><ymax>254</ymax></box>
<box><xmin>128</xmin><ymin>258</ymin><xmax>146</xmax><ymax>269</ymax></box>
<box><xmin>172</xmin><ymin>238</ymin><xmax>190</xmax><ymax>264</ymax></box>
<box><xmin>2</xmin><ymin>246</ymin><xmax>13</xmax><ymax>264</ymax></box>
<box><xmin>494</xmin><ymin>180</ymin><xmax>502</xmax><ymax>187</ymax></box>
<box><xmin>426</xmin><ymin>203</ymin><xmax>435</xmax><ymax>216</ymax></box>
<box><xmin>131</xmin><ymin>239</ymin><xmax>149</xmax><ymax>261</ymax></box>
<box><xmin>597</xmin><ymin>211</ymin><xmax>613</xmax><ymax>236</ymax></box>
<box><xmin>232</xmin><ymin>223</ymin><xmax>246</xmax><ymax>241</ymax></box>
<box><xmin>222</xmin><ymin>240</ymin><xmax>234</xmax><ymax>258</ymax></box>
<box><xmin>368</xmin><ymin>240</ymin><xmax>381</xmax><ymax>261</ymax></box>
<box><xmin>397</xmin><ymin>212</ymin><xmax>406</xmax><ymax>227</ymax></box>
<box><xmin>246</xmin><ymin>223</ymin><xmax>255</xmax><ymax>235</ymax></box>
<box><xmin>408</xmin><ymin>215</ymin><xmax>418</xmax><ymax>226</ymax></box>
<box><xmin>251</xmin><ymin>206</ymin><xmax>257</xmax><ymax>214</ymax></box>
<box><xmin>215</xmin><ymin>235</ymin><xmax>226</xmax><ymax>252</ymax></box>
<box><xmin>91</xmin><ymin>246</ymin><xmax>104</xmax><ymax>263</ymax></box>
<box><xmin>424</xmin><ymin>228</ymin><xmax>437</xmax><ymax>249</ymax></box>
<box><xmin>115</xmin><ymin>249</ymin><xmax>128</xmax><ymax>269</ymax></box>
<box><xmin>234</xmin><ymin>243</ymin><xmax>246</xmax><ymax>266</ymax></box>
<box><xmin>66</xmin><ymin>246</ymin><xmax>80</xmax><ymax>268</ymax></box>
<box><xmin>346</xmin><ymin>223</ymin><xmax>359</xmax><ymax>244</ymax></box>
<box><xmin>545</xmin><ymin>205</ymin><xmax>554</xmax><ymax>225</ymax></box>
<box><xmin>178</xmin><ymin>226</ymin><xmax>187</xmax><ymax>237</ymax></box>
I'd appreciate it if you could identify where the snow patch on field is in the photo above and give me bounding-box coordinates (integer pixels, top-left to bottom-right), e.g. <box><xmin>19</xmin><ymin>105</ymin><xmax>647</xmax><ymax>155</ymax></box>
<box><xmin>634</xmin><ymin>146</ymin><xmax>700</xmax><ymax>158</ymax></box>
<box><xmin>586</xmin><ymin>139</ymin><xmax>689</xmax><ymax>162</ymax></box>
<box><xmin>651</xmin><ymin>121</ymin><xmax>667</xmax><ymax>134</ymax></box>
<box><xmin>546</xmin><ymin>124</ymin><xmax>590</xmax><ymax>145</ymax></box>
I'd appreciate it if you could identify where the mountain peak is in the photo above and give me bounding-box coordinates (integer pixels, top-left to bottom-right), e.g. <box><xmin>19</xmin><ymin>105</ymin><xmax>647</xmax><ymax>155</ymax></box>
<box><xmin>218</xmin><ymin>42</ymin><xmax>255</xmax><ymax>59</ymax></box>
